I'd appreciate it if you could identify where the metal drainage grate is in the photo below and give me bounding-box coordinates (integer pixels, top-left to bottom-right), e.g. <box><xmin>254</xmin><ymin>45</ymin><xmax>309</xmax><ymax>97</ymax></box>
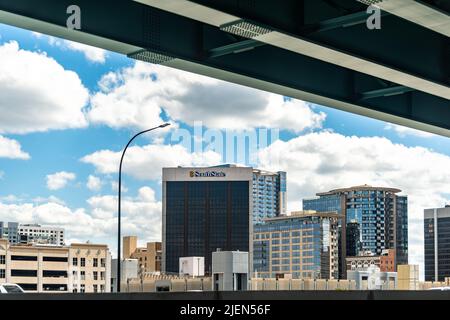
<box><xmin>127</xmin><ymin>49</ymin><xmax>175</xmax><ymax>65</ymax></box>
<box><xmin>220</xmin><ymin>19</ymin><xmax>273</xmax><ymax>39</ymax></box>
<box><xmin>357</xmin><ymin>0</ymin><xmax>384</xmax><ymax>6</ymax></box>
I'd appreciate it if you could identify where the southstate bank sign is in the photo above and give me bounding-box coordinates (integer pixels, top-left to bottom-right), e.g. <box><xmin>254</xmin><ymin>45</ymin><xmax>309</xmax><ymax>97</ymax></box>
<box><xmin>189</xmin><ymin>170</ymin><xmax>226</xmax><ymax>178</ymax></box>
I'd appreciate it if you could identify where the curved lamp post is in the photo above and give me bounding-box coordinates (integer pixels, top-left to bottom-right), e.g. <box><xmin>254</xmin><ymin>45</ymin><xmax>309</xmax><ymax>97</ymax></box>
<box><xmin>117</xmin><ymin>123</ymin><xmax>170</xmax><ymax>292</ymax></box>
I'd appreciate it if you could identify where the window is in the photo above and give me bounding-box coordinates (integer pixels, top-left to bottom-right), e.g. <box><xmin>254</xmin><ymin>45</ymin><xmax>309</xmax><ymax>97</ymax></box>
<box><xmin>43</xmin><ymin>270</ymin><xmax>68</xmax><ymax>278</ymax></box>
<box><xmin>81</xmin><ymin>271</ymin><xmax>85</xmax><ymax>280</ymax></box>
<box><xmin>73</xmin><ymin>257</ymin><xmax>78</xmax><ymax>266</ymax></box>
<box><xmin>11</xmin><ymin>255</ymin><xmax>37</xmax><ymax>261</ymax></box>
<box><xmin>0</xmin><ymin>269</ymin><xmax>5</xmax><ymax>278</ymax></box>
<box><xmin>11</xmin><ymin>269</ymin><xmax>37</xmax><ymax>277</ymax></box>
<box><xmin>93</xmin><ymin>271</ymin><xmax>98</xmax><ymax>280</ymax></box>
<box><xmin>73</xmin><ymin>288</ymin><xmax>77</xmax><ymax>293</ymax></box>
<box><xmin>101</xmin><ymin>271</ymin><xmax>105</xmax><ymax>280</ymax></box>
<box><xmin>101</xmin><ymin>258</ymin><xmax>106</xmax><ymax>268</ymax></box>
<box><xmin>81</xmin><ymin>258</ymin><xmax>86</xmax><ymax>267</ymax></box>
<box><xmin>43</xmin><ymin>284</ymin><xmax>67</xmax><ymax>291</ymax></box>
<box><xmin>100</xmin><ymin>285</ymin><xmax>105</xmax><ymax>293</ymax></box>
<box><xmin>80</xmin><ymin>284</ymin><xmax>85</xmax><ymax>293</ymax></box>
<box><xmin>93</xmin><ymin>284</ymin><xmax>98</xmax><ymax>293</ymax></box>
<box><xmin>43</xmin><ymin>256</ymin><xmax>68</xmax><ymax>262</ymax></box>
<box><xmin>0</xmin><ymin>255</ymin><xmax>5</xmax><ymax>264</ymax></box>
<box><xmin>93</xmin><ymin>258</ymin><xmax>98</xmax><ymax>267</ymax></box>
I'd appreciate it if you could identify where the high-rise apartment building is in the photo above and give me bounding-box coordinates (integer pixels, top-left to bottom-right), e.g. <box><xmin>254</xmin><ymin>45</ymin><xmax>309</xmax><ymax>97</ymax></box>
<box><xmin>162</xmin><ymin>166</ymin><xmax>252</xmax><ymax>274</ymax></box>
<box><xmin>303</xmin><ymin>185</ymin><xmax>408</xmax><ymax>278</ymax></box>
<box><xmin>0</xmin><ymin>239</ymin><xmax>111</xmax><ymax>293</ymax></box>
<box><xmin>0</xmin><ymin>222</ymin><xmax>19</xmax><ymax>244</ymax></box>
<box><xmin>424</xmin><ymin>205</ymin><xmax>450</xmax><ymax>281</ymax></box>
<box><xmin>122</xmin><ymin>236</ymin><xmax>162</xmax><ymax>273</ymax></box>
<box><xmin>253</xmin><ymin>211</ymin><xmax>339</xmax><ymax>279</ymax></box>
<box><xmin>0</xmin><ymin>222</ymin><xmax>65</xmax><ymax>246</ymax></box>
<box><xmin>252</xmin><ymin>169</ymin><xmax>286</xmax><ymax>224</ymax></box>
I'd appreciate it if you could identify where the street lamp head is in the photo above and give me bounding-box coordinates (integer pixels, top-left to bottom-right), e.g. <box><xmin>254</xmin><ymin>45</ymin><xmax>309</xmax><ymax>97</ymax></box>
<box><xmin>159</xmin><ymin>123</ymin><xmax>171</xmax><ymax>128</ymax></box>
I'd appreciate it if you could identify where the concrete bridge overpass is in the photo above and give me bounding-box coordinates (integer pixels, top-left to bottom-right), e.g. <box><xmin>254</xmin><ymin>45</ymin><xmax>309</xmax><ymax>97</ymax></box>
<box><xmin>0</xmin><ymin>0</ymin><xmax>448</xmax><ymax>136</ymax></box>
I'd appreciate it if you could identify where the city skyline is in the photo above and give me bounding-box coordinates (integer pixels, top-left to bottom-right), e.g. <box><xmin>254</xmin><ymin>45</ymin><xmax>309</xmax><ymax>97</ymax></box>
<box><xmin>0</xmin><ymin>23</ymin><xmax>449</xmax><ymax>282</ymax></box>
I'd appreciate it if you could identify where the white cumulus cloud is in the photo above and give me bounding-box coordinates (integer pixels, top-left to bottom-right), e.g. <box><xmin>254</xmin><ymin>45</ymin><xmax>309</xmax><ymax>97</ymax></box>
<box><xmin>81</xmin><ymin>144</ymin><xmax>222</xmax><ymax>181</ymax></box>
<box><xmin>0</xmin><ymin>41</ymin><xmax>89</xmax><ymax>134</ymax></box>
<box><xmin>64</xmin><ymin>40</ymin><xmax>107</xmax><ymax>63</ymax></box>
<box><xmin>86</xmin><ymin>175</ymin><xmax>102</xmax><ymax>192</ymax></box>
<box><xmin>385</xmin><ymin>123</ymin><xmax>435</xmax><ymax>138</ymax></box>
<box><xmin>0</xmin><ymin>135</ymin><xmax>30</xmax><ymax>159</ymax></box>
<box><xmin>46</xmin><ymin>171</ymin><xmax>76</xmax><ymax>190</ymax></box>
<box><xmin>87</xmin><ymin>62</ymin><xmax>325</xmax><ymax>132</ymax></box>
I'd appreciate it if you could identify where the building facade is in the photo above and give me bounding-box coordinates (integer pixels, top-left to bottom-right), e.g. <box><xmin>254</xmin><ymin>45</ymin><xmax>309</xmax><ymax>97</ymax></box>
<box><xmin>123</xmin><ymin>236</ymin><xmax>161</xmax><ymax>273</ymax></box>
<box><xmin>0</xmin><ymin>222</ymin><xmax>19</xmax><ymax>244</ymax></box>
<box><xmin>0</xmin><ymin>239</ymin><xmax>111</xmax><ymax>293</ymax></box>
<box><xmin>252</xmin><ymin>169</ymin><xmax>286</xmax><ymax>224</ymax></box>
<box><xmin>253</xmin><ymin>211</ymin><xmax>339</xmax><ymax>279</ymax></box>
<box><xmin>346</xmin><ymin>249</ymin><xmax>395</xmax><ymax>272</ymax></box>
<box><xmin>424</xmin><ymin>206</ymin><xmax>450</xmax><ymax>281</ymax></box>
<box><xmin>162</xmin><ymin>166</ymin><xmax>253</xmax><ymax>275</ymax></box>
<box><xmin>0</xmin><ymin>222</ymin><xmax>64</xmax><ymax>246</ymax></box>
<box><xmin>303</xmin><ymin>185</ymin><xmax>408</xmax><ymax>278</ymax></box>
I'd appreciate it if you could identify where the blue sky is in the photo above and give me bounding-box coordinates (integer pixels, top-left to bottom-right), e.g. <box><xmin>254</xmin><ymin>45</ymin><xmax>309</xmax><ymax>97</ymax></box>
<box><xmin>0</xmin><ymin>23</ymin><xmax>449</xmax><ymax>275</ymax></box>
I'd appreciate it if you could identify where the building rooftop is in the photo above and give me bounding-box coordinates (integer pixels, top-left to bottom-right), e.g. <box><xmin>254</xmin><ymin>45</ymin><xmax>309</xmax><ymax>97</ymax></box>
<box><xmin>316</xmin><ymin>184</ymin><xmax>402</xmax><ymax>196</ymax></box>
<box><xmin>262</xmin><ymin>210</ymin><xmax>341</xmax><ymax>222</ymax></box>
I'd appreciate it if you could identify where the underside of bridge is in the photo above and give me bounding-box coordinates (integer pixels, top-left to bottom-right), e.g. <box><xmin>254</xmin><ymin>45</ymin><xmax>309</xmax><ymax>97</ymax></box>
<box><xmin>0</xmin><ymin>0</ymin><xmax>448</xmax><ymax>136</ymax></box>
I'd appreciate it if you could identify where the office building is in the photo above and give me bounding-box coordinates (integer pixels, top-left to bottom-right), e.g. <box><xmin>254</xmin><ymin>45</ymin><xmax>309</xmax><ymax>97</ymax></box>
<box><xmin>253</xmin><ymin>211</ymin><xmax>339</xmax><ymax>279</ymax></box>
<box><xmin>0</xmin><ymin>222</ymin><xmax>19</xmax><ymax>244</ymax></box>
<box><xmin>424</xmin><ymin>205</ymin><xmax>450</xmax><ymax>281</ymax></box>
<box><xmin>252</xmin><ymin>169</ymin><xmax>286</xmax><ymax>224</ymax></box>
<box><xmin>0</xmin><ymin>222</ymin><xmax>65</xmax><ymax>246</ymax></box>
<box><xmin>18</xmin><ymin>224</ymin><xmax>65</xmax><ymax>246</ymax></box>
<box><xmin>0</xmin><ymin>239</ymin><xmax>111</xmax><ymax>293</ymax></box>
<box><xmin>123</xmin><ymin>236</ymin><xmax>161</xmax><ymax>273</ymax></box>
<box><xmin>303</xmin><ymin>185</ymin><xmax>408</xmax><ymax>277</ymax></box>
<box><xmin>162</xmin><ymin>166</ymin><xmax>252</xmax><ymax>275</ymax></box>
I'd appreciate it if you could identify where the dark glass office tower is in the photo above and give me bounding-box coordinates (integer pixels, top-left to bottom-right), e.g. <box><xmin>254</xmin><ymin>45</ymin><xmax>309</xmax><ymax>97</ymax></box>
<box><xmin>346</xmin><ymin>221</ymin><xmax>361</xmax><ymax>257</ymax></box>
<box><xmin>424</xmin><ymin>206</ymin><xmax>450</xmax><ymax>281</ymax></box>
<box><xmin>303</xmin><ymin>185</ymin><xmax>408</xmax><ymax>278</ymax></box>
<box><xmin>163</xmin><ymin>167</ymin><xmax>252</xmax><ymax>274</ymax></box>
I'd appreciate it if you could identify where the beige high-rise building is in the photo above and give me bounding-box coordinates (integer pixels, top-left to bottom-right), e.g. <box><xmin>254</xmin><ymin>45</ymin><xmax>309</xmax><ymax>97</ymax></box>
<box><xmin>0</xmin><ymin>239</ymin><xmax>111</xmax><ymax>293</ymax></box>
<box><xmin>123</xmin><ymin>236</ymin><xmax>161</xmax><ymax>273</ymax></box>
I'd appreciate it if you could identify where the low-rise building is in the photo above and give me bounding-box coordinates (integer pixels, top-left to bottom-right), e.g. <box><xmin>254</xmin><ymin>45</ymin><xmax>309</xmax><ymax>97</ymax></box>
<box><xmin>123</xmin><ymin>236</ymin><xmax>161</xmax><ymax>273</ymax></box>
<box><xmin>346</xmin><ymin>249</ymin><xmax>395</xmax><ymax>272</ymax></box>
<box><xmin>0</xmin><ymin>222</ymin><xmax>65</xmax><ymax>246</ymax></box>
<box><xmin>347</xmin><ymin>265</ymin><xmax>397</xmax><ymax>290</ymax></box>
<box><xmin>0</xmin><ymin>239</ymin><xmax>111</xmax><ymax>293</ymax></box>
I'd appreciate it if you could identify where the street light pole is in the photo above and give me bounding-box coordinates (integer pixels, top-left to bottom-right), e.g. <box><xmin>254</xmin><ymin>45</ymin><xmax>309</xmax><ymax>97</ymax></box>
<box><xmin>117</xmin><ymin>123</ymin><xmax>170</xmax><ymax>292</ymax></box>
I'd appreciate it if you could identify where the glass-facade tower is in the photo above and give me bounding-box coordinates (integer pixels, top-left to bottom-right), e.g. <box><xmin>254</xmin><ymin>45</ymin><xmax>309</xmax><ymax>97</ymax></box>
<box><xmin>162</xmin><ymin>167</ymin><xmax>252</xmax><ymax>275</ymax></box>
<box><xmin>252</xmin><ymin>169</ymin><xmax>286</xmax><ymax>225</ymax></box>
<box><xmin>253</xmin><ymin>211</ymin><xmax>339</xmax><ymax>279</ymax></box>
<box><xmin>303</xmin><ymin>185</ymin><xmax>408</xmax><ymax>278</ymax></box>
<box><xmin>424</xmin><ymin>206</ymin><xmax>450</xmax><ymax>281</ymax></box>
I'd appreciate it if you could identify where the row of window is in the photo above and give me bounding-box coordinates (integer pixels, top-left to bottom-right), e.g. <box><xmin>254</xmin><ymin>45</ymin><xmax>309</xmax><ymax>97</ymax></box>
<box><xmin>73</xmin><ymin>257</ymin><xmax>106</xmax><ymax>267</ymax></box>
<box><xmin>72</xmin><ymin>270</ymin><xmax>106</xmax><ymax>281</ymax></box>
